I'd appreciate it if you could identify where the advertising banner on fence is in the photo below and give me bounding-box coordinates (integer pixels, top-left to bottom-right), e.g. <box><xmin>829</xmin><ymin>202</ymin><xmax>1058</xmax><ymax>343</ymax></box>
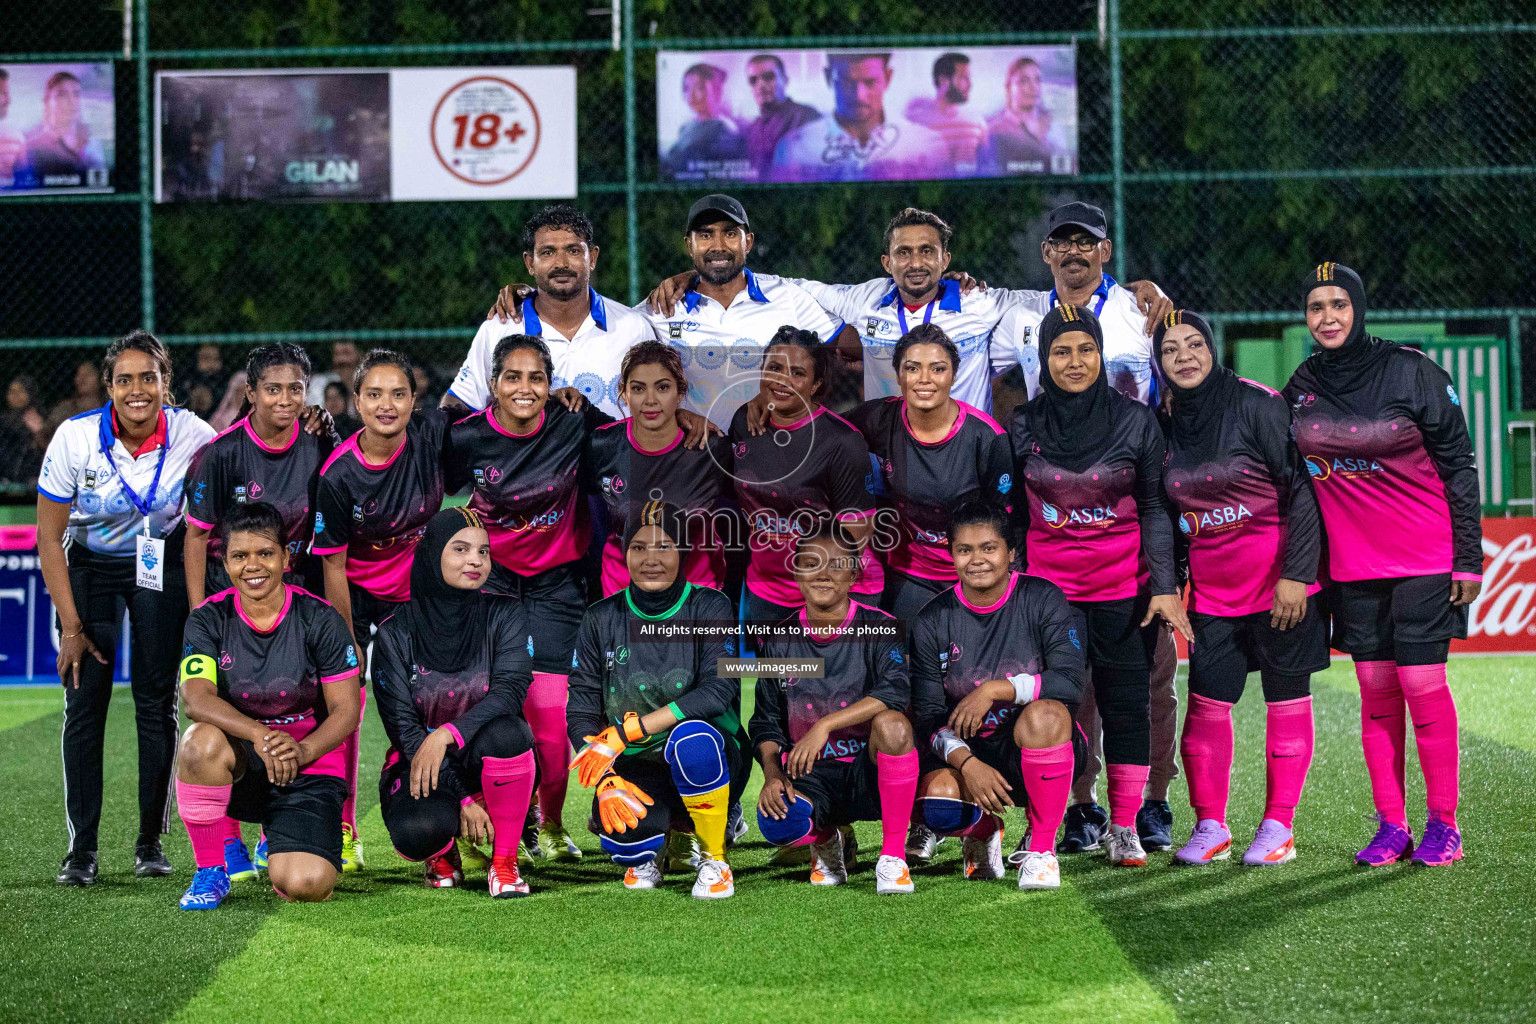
<box><xmin>0</xmin><ymin>529</ymin><xmax>129</xmax><ymax>685</ymax></box>
<box><xmin>657</xmin><ymin>45</ymin><xmax>1077</xmax><ymax>184</ymax></box>
<box><xmin>155</xmin><ymin>67</ymin><xmax>575</xmax><ymax>203</ymax></box>
<box><xmin>1457</xmin><ymin>517</ymin><xmax>1536</xmax><ymax>654</ymax></box>
<box><xmin>0</xmin><ymin>62</ymin><xmax>115</xmax><ymax>196</ymax></box>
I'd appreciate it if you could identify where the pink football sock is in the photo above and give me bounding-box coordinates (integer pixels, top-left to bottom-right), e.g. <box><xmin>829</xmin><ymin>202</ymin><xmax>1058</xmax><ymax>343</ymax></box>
<box><xmin>875</xmin><ymin>750</ymin><xmax>919</xmax><ymax>859</ymax></box>
<box><xmin>340</xmin><ymin>687</ymin><xmax>368</xmax><ymax>831</ymax></box>
<box><xmin>1356</xmin><ymin>661</ymin><xmax>1408</xmax><ymax>828</ymax></box>
<box><xmin>177</xmin><ymin>779</ymin><xmax>233</xmax><ymax>869</ymax></box>
<box><xmin>1105</xmin><ymin>762</ymin><xmax>1150</xmax><ymax>828</ymax></box>
<box><xmin>1263</xmin><ymin>696</ymin><xmax>1314</xmax><ymax>828</ymax></box>
<box><xmin>791</xmin><ymin>826</ymin><xmax>837</xmax><ymax>849</ymax></box>
<box><xmin>1181</xmin><ymin>693</ymin><xmax>1235</xmax><ymax>827</ymax></box>
<box><xmin>1018</xmin><ymin>741</ymin><xmax>1074</xmax><ymax>853</ymax></box>
<box><xmin>481</xmin><ymin>751</ymin><xmax>538</xmax><ymax>859</ymax></box>
<box><xmin>1397</xmin><ymin>663</ymin><xmax>1460</xmax><ymax>829</ymax></box>
<box><xmin>223</xmin><ymin>816</ymin><xmax>243</xmax><ymax>842</ymax></box>
<box><xmin>525</xmin><ymin>672</ymin><xmax>571</xmax><ymax>824</ymax></box>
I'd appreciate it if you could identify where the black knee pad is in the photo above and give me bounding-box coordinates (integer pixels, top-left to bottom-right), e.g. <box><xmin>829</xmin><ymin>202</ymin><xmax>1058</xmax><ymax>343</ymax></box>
<box><xmin>466</xmin><ymin>715</ymin><xmax>535</xmax><ymax>761</ymax></box>
<box><xmin>1393</xmin><ymin>640</ymin><xmax>1450</xmax><ymax>667</ymax></box>
<box><xmin>1095</xmin><ymin>667</ymin><xmax>1151</xmax><ymax>764</ymax></box>
<box><xmin>1259</xmin><ymin>672</ymin><xmax>1312</xmax><ymax>703</ymax></box>
<box><xmin>385</xmin><ymin>796</ymin><xmax>461</xmax><ymax>862</ymax></box>
<box><xmin>1351</xmin><ymin>649</ymin><xmax>1395</xmax><ymax>664</ymax></box>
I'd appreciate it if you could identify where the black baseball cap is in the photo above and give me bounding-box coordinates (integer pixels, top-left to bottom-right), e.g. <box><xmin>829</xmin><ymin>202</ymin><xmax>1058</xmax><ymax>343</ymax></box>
<box><xmin>686</xmin><ymin>194</ymin><xmax>749</xmax><ymax>231</ymax></box>
<box><xmin>1046</xmin><ymin>201</ymin><xmax>1108</xmax><ymax>240</ymax></box>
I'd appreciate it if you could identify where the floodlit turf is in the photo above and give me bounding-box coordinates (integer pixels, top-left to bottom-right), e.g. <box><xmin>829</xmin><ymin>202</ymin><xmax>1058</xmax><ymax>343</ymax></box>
<box><xmin>2</xmin><ymin>659</ymin><xmax>1534</xmax><ymax>1023</ymax></box>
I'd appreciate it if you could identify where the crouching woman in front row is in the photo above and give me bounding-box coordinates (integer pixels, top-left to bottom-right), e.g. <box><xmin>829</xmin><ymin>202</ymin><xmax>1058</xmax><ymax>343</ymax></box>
<box><xmin>174</xmin><ymin>501</ymin><xmax>361</xmax><ymax>910</ymax></box>
<box><xmin>372</xmin><ymin>506</ymin><xmax>539</xmax><ymax>897</ymax></box>
<box><xmin>566</xmin><ymin>501</ymin><xmax>745</xmax><ymax>900</ymax></box>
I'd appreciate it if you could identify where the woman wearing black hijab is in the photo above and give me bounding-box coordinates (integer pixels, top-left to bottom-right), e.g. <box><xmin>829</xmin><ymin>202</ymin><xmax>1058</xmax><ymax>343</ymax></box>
<box><xmin>566</xmin><ymin>500</ymin><xmax>744</xmax><ymax>900</ymax></box>
<box><xmin>1283</xmin><ymin>263</ymin><xmax>1481</xmax><ymax>869</ymax></box>
<box><xmin>1008</xmin><ymin>304</ymin><xmax>1190</xmax><ymax>869</ymax></box>
<box><xmin>372</xmin><ymin>506</ymin><xmax>538</xmax><ymax>897</ymax></box>
<box><xmin>1155</xmin><ymin>310</ymin><xmax>1326</xmax><ymax>869</ymax></box>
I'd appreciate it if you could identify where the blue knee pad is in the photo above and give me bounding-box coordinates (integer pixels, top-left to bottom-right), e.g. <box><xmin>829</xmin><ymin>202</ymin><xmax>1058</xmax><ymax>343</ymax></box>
<box><xmin>918</xmin><ymin>796</ymin><xmax>982</xmax><ymax>836</ymax></box>
<box><xmin>664</xmin><ymin>720</ymin><xmax>728</xmax><ymax>796</ymax></box>
<box><xmin>757</xmin><ymin>795</ymin><xmax>815</xmax><ymax>847</ymax></box>
<box><xmin>599</xmin><ymin>831</ymin><xmax>665</xmax><ymax>865</ymax></box>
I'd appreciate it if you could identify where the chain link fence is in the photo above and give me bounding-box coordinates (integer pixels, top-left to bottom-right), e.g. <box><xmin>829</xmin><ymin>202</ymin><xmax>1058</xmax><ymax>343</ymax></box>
<box><xmin>1</xmin><ymin>0</ymin><xmax>1532</xmax><ymax>497</ymax></box>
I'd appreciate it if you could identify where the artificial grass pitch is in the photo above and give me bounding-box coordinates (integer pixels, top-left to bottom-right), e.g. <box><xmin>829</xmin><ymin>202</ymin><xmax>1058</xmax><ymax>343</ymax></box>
<box><xmin>2</xmin><ymin>659</ymin><xmax>1534</xmax><ymax>1023</ymax></box>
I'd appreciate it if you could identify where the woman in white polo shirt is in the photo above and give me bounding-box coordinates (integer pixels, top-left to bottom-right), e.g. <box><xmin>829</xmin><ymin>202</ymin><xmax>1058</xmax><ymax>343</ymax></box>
<box><xmin>36</xmin><ymin>330</ymin><xmax>216</xmax><ymax>887</ymax></box>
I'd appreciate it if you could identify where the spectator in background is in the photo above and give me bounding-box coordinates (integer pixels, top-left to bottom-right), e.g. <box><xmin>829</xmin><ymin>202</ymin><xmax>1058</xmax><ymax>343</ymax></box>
<box><xmin>905</xmin><ymin>53</ymin><xmax>988</xmax><ymax>175</ymax></box>
<box><xmin>181</xmin><ymin>343</ymin><xmax>228</xmax><ymax>420</ymax></box>
<box><xmin>0</xmin><ymin>375</ymin><xmax>48</xmax><ymax>483</ymax></box>
<box><xmin>982</xmin><ymin>58</ymin><xmax>1058</xmax><ymax>175</ymax></box>
<box><xmin>208</xmin><ymin>370</ymin><xmax>247</xmax><ymax>432</ymax></box>
<box><xmin>412</xmin><ymin>365</ymin><xmax>439</xmax><ymax>412</ymax></box>
<box><xmin>44</xmin><ymin>359</ymin><xmax>104</xmax><ymax>440</ymax></box>
<box><xmin>25</xmin><ymin>71</ymin><xmax>106</xmax><ymax>184</ymax></box>
<box><xmin>0</xmin><ymin>68</ymin><xmax>32</xmax><ymax>187</ymax></box>
<box><xmin>665</xmin><ymin>63</ymin><xmax>745</xmax><ymax>177</ymax></box>
<box><xmin>307</xmin><ymin>341</ymin><xmax>361</xmax><ymax>408</ymax></box>
<box><xmin>324</xmin><ymin>381</ymin><xmax>361</xmax><ymax>439</ymax></box>
<box><xmin>741</xmin><ymin>54</ymin><xmax>818</xmax><ymax>180</ymax></box>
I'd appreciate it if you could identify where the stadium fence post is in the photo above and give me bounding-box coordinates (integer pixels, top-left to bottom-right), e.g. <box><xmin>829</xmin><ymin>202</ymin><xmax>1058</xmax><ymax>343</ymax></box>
<box><xmin>623</xmin><ymin>0</ymin><xmax>640</xmax><ymax>305</ymax></box>
<box><xmin>137</xmin><ymin>0</ymin><xmax>154</xmax><ymax>331</ymax></box>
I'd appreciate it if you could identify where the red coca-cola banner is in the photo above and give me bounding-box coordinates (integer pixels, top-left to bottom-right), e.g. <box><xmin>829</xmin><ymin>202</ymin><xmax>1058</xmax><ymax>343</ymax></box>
<box><xmin>1171</xmin><ymin>517</ymin><xmax>1536</xmax><ymax>659</ymax></box>
<box><xmin>1456</xmin><ymin>517</ymin><xmax>1536</xmax><ymax>654</ymax></box>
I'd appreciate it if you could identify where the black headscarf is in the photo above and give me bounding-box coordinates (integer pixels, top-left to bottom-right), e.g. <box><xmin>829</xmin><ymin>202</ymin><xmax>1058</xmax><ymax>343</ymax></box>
<box><xmin>623</xmin><ymin>499</ymin><xmax>692</xmax><ymax>617</ymax></box>
<box><xmin>395</xmin><ymin>506</ymin><xmax>489</xmax><ymax>673</ymax></box>
<box><xmin>1153</xmin><ymin>309</ymin><xmax>1239</xmax><ymax>461</ymax></box>
<box><xmin>1302</xmin><ymin>261</ymin><xmax>1388</xmax><ymax>396</ymax></box>
<box><xmin>1023</xmin><ymin>304</ymin><xmax>1121</xmax><ymax>472</ymax></box>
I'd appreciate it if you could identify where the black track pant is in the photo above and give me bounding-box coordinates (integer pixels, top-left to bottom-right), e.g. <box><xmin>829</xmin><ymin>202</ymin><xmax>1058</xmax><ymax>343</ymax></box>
<box><xmin>61</xmin><ymin>541</ymin><xmax>187</xmax><ymax>853</ymax></box>
<box><xmin>380</xmin><ymin>715</ymin><xmax>537</xmax><ymax>861</ymax></box>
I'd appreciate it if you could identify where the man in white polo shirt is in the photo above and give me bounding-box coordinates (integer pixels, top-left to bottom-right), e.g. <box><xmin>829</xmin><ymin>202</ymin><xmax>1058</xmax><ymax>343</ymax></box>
<box><xmin>994</xmin><ymin>201</ymin><xmax>1168</xmax><ymax>406</ymax></box>
<box><xmin>446</xmin><ymin>203</ymin><xmax>652</xmax><ymax>419</ymax></box>
<box><xmin>482</xmin><ymin>195</ymin><xmax>844</xmax><ymax>432</ymax></box>
<box><xmin>635</xmin><ymin>194</ymin><xmax>844</xmax><ymax>430</ymax></box>
<box><xmin>648</xmin><ymin>205</ymin><xmax>1169</xmax><ymax>415</ymax></box>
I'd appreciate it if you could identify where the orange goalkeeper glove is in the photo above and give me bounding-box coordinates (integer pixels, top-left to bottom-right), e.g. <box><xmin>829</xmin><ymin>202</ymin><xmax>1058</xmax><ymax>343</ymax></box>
<box><xmin>572</xmin><ymin>712</ymin><xmax>647</xmax><ymax>788</ymax></box>
<box><xmin>596</xmin><ymin>773</ymin><xmax>654</xmax><ymax>833</ymax></box>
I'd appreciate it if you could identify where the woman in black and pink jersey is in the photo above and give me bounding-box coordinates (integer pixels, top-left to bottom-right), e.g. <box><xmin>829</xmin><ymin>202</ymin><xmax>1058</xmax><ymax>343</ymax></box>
<box><xmin>443</xmin><ymin>334</ymin><xmax>609</xmax><ymax>863</ymax></box>
<box><xmin>585</xmin><ymin>341</ymin><xmax>732</xmax><ymax>598</ymax></box>
<box><xmin>185</xmin><ymin>342</ymin><xmax>339</xmax><ymax>610</ymax></box>
<box><xmin>1154</xmin><ymin>310</ymin><xmax>1327</xmax><ymax>868</ymax></box>
<box><xmin>731</xmin><ymin>327</ymin><xmax>881</xmax><ymax>631</ymax></box>
<box><xmin>1284</xmin><ymin>263</ymin><xmax>1481</xmax><ymax>868</ymax></box>
<box><xmin>313</xmin><ymin>349</ymin><xmax>450</xmax><ymax>872</ymax></box>
<box><xmin>1008</xmin><ymin>304</ymin><xmax>1191</xmax><ymax>869</ymax></box>
<box><xmin>373</xmin><ymin>506</ymin><xmax>538</xmax><ymax>897</ymax></box>
<box><xmin>849</xmin><ymin>322</ymin><xmax>1013</xmax><ymax>623</ymax></box>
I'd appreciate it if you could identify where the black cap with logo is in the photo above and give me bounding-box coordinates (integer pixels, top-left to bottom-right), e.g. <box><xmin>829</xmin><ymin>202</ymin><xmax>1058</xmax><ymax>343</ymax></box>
<box><xmin>1046</xmin><ymin>201</ymin><xmax>1108</xmax><ymax>240</ymax></box>
<box><xmin>686</xmin><ymin>194</ymin><xmax>750</xmax><ymax>231</ymax></box>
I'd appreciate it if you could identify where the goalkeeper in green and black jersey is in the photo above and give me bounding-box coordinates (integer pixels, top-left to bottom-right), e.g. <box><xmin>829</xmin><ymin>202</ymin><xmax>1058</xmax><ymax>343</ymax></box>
<box><xmin>567</xmin><ymin>500</ymin><xmax>745</xmax><ymax>899</ymax></box>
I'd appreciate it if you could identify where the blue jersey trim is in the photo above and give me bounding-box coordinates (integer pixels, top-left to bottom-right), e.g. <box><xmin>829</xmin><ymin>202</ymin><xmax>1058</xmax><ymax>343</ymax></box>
<box><xmin>522</xmin><ymin>287</ymin><xmax>611</xmax><ymax>334</ymax></box>
<box><xmin>878</xmin><ymin>277</ymin><xmax>962</xmax><ymax>312</ymax></box>
<box><xmin>37</xmin><ymin>484</ymin><xmax>72</xmax><ymax>504</ymax></box>
<box><xmin>684</xmin><ymin>270</ymin><xmax>769</xmax><ymax>313</ymax></box>
<box><xmin>743</xmin><ymin>268</ymin><xmax>769</xmax><ymax>303</ymax></box>
<box><xmin>447</xmin><ymin>384</ymin><xmax>482</xmax><ymax>409</ymax></box>
<box><xmin>68</xmin><ymin>404</ymin><xmax>109</xmax><ymax>423</ymax></box>
<box><xmin>588</xmin><ymin>287</ymin><xmax>609</xmax><ymax>330</ymax></box>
